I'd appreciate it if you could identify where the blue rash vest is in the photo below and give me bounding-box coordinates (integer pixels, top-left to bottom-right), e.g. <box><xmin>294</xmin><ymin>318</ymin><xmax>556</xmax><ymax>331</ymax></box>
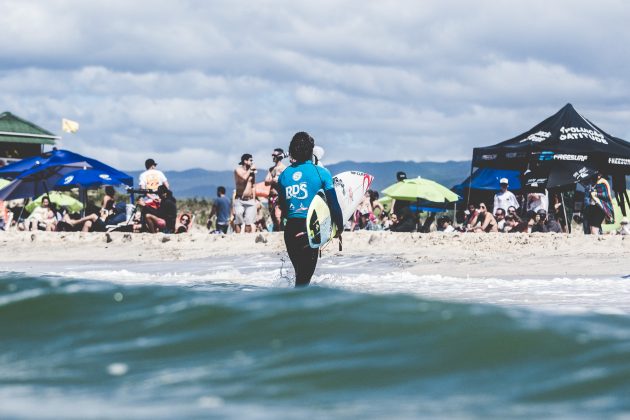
<box><xmin>278</xmin><ymin>161</ymin><xmax>335</xmax><ymax>220</ymax></box>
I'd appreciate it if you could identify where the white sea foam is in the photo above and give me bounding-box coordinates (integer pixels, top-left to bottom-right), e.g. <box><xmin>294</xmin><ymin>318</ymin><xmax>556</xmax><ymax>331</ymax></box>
<box><xmin>2</xmin><ymin>254</ymin><xmax>629</xmax><ymax>314</ymax></box>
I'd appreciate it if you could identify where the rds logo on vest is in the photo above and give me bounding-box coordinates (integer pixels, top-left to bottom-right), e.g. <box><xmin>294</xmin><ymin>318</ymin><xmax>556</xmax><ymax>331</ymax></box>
<box><xmin>286</xmin><ymin>183</ymin><xmax>308</xmax><ymax>199</ymax></box>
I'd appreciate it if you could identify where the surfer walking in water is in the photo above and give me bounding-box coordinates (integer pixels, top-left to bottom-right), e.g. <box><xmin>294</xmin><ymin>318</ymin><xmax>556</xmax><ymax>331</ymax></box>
<box><xmin>278</xmin><ymin>132</ymin><xmax>343</xmax><ymax>287</ymax></box>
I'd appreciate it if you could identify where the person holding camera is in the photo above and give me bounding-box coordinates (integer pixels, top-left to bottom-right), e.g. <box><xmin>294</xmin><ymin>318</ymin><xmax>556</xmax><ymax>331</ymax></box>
<box><xmin>233</xmin><ymin>153</ymin><xmax>257</xmax><ymax>233</ymax></box>
<box><xmin>265</xmin><ymin>148</ymin><xmax>287</xmax><ymax>231</ymax></box>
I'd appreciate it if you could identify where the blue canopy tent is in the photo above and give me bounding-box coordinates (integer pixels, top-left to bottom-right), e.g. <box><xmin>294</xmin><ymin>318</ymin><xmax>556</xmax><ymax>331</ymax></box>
<box><xmin>452</xmin><ymin>168</ymin><xmax>521</xmax><ymax>196</ymax></box>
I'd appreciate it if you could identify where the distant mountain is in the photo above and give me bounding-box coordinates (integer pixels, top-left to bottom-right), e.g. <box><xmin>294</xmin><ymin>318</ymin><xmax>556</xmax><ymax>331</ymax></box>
<box><xmin>127</xmin><ymin>161</ymin><xmax>472</xmax><ymax>198</ymax></box>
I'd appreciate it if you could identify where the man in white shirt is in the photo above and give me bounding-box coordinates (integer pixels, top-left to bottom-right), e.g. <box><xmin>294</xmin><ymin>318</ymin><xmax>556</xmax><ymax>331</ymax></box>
<box><xmin>139</xmin><ymin>158</ymin><xmax>169</xmax><ymax>192</ymax></box>
<box><xmin>527</xmin><ymin>190</ymin><xmax>549</xmax><ymax>215</ymax></box>
<box><xmin>493</xmin><ymin>177</ymin><xmax>519</xmax><ymax>213</ymax></box>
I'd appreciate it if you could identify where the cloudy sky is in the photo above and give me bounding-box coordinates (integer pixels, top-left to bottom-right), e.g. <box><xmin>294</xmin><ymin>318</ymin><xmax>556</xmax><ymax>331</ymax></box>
<box><xmin>2</xmin><ymin>0</ymin><xmax>630</xmax><ymax>171</ymax></box>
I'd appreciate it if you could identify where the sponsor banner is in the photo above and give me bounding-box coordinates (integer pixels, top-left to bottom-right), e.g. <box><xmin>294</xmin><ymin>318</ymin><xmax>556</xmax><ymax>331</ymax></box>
<box><xmin>538</xmin><ymin>151</ymin><xmax>588</xmax><ymax>162</ymax></box>
<box><xmin>553</xmin><ymin>154</ymin><xmax>588</xmax><ymax>162</ymax></box>
<box><xmin>559</xmin><ymin>126</ymin><xmax>608</xmax><ymax>144</ymax></box>
<box><xmin>525</xmin><ymin>177</ymin><xmax>548</xmax><ymax>186</ymax></box>
<box><xmin>519</xmin><ymin>131</ymin><xmax>551</xmax><ymax>143</ymax></box>
<box><xmin>608</xmin><ymin>157</ymin><xmax>630</xmax><ymax>166</ymax></box>
<box><xmin>573</xmin><ymin>167</ymin><xmax>593</xmax><ymax>181</ymax></box>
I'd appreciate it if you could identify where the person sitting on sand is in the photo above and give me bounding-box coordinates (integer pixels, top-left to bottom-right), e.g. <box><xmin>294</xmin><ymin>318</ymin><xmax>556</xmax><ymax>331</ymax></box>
<box><xmin>390</xmin><ymin>207</ymin><xmax>416</xmax><ymax>232</ymax></box>
<box><xmin>62</xmin><ymin>186</ymin><xmax>125</xmax><ymax>232</ymax></box>
<box><xmin>25</xmin><ymin>196</ymin><xmax>56</xmax><ymax>231</ymax></box>
<box><xmin>175</xmin><ymin>212</ymin><xmax>192</xmax><ymax>234</ymax></box>
<box><xmin>504</xmin><ymin>214</ymin><xmax>528</xmax><ymax>233</ymax></box>
<box><xmin>382</xmin><ymin>212</ymin><xmax>396</xmax><ymax>230</ymax></box>
<box><xmin>471</xmin><ymin>203</ymin><xmax>498</xmax><ymax>233</ymax></box>
<box><xmin>494</xmin><ymin>208</ymin><xmax>506</xmax><ymax>232</ymax></box>
<box><xmin>507</xmin><ymin>205</ymin><xmax>522</xmax><ymax>222</ymax></box>
<box><xmin>144</xmin><ymin>185</ymin><xmax>177</xmax><ymax>233</ymax></box>
<box><xmin>463</xmin><ymin>202</ymin><xmax>480</xmax><ymax>231</ymax></box>
<box><xmin>531</xmin><ymin>209</ymin><xmax>562</xmax><ymax>233</ymax></box>
<box><xmin>437</xmin><ymin>215</ymin><xmax>456</xmax><ymax>232</ymax></box>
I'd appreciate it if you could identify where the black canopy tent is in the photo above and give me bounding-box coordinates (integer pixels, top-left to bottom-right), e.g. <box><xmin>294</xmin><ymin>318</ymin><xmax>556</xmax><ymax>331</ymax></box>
<box><xmin>469</xmin><ymin>104</ymin><xmax>630</xmax><ymax>230</ymax></box>
<box><xmin>472</xmin><ymin>103</ymin><xmax>630</xmax><ymax>176</ymax></box>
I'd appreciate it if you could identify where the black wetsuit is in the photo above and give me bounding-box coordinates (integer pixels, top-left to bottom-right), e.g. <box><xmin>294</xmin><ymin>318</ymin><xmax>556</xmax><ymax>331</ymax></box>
<box><xmin>284</xmin><ymin>218</ymin><xmax>319</xmax><ymax>287</ymax></box>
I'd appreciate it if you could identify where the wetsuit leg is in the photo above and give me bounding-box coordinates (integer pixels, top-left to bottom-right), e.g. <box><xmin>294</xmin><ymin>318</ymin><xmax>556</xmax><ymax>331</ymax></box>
<box><xmin>284</xmin><ymin>218</ymin><xmax>319</xmax><ymax>287</ymax></box>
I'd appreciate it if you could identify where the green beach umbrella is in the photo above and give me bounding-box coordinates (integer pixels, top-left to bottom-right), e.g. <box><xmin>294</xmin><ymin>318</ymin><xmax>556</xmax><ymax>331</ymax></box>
<box><xmin>382</xmin><ymin>177</ymin><xmax>460</xmax><ymax>203</ymax></box>
<box><xmin>25</xmin><ymin>191</ymin><xmax>83</xmax><ymax>214</ymax></box>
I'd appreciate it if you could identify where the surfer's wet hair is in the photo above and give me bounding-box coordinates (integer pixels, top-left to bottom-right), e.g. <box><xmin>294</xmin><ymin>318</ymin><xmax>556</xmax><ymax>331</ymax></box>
<box><xmin>289</xmin><ymin>131</ymin><xmax>314</xmax><ymax>162</ymax></box>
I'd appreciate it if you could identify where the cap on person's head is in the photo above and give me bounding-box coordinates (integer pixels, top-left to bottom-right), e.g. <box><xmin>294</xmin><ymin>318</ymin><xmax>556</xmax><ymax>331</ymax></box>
<box><xmin>145</xmin><ymin>158</ymin><xmax>157</xmax><ymax>169</ymax></box>
<box><xmin>239</xmin><ymin>153</ymin><xmax>253</xmax><ymax>164</ymax></box>
<box><xmin>396</xmin><ymin>171</ymin><xmax>407</xmax><ymax>181</ymax></box>
<box><xmin>272</xmin><ymin>148</ymin><xmax>285</xmax><ymax>158</ymax></box>
<box><xmin>537</xmin><ymin>209</ymin><xmax>547</xmax><ymax>216</ymax></box>
<box><xmin>500</xmin><ymin>177</ymin><xmax>509</xmax><ymax>185</ymax></box>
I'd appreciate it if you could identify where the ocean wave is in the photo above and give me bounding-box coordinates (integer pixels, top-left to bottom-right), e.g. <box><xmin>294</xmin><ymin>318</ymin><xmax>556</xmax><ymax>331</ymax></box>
<box><xmin>1</xmin><ymin>272</ymin><xmax>630</xmax><ymax>417</ymax></box>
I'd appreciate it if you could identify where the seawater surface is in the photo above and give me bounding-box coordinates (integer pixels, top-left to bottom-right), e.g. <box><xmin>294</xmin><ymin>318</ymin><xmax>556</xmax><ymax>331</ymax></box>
<box><xmin>1</xmin><ymin>255</ymin><xmax>630</xmax><ymax>418</ymax></box>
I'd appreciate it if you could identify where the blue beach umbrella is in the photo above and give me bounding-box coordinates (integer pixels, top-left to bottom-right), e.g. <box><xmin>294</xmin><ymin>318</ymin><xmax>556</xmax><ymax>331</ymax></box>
<box><xmin>0</xmin><ymin>162</ymin><xmax>87</xmax><ymax>200</ymax></box>
<box><xmin>0</xmin><ymin>155</ymin><xmax>50</xmax><ymax>179</ymax></box>
<box><xmin>0</xmin><ymin>149</ymin><xmax>133</xmax><ymax>200</ymax></box>
<box><xmin>55</xmin><ymin>168</ymin><xmax>131</xmax><ymax>189</ymax></box>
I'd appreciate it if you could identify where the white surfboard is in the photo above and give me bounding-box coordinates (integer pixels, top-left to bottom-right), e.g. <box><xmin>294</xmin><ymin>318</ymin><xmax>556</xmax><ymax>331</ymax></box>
<box><xmin>307</xmin><ymin>171</ymin><xmax>374</xmax><ymax>248</ymax></box>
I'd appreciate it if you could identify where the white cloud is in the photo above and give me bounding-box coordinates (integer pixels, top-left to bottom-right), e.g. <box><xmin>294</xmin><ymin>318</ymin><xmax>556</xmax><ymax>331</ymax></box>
<box><xmin>1</xmin><ymin>0</ymin><xmax>630</xmax><ymax>173</ymax></box>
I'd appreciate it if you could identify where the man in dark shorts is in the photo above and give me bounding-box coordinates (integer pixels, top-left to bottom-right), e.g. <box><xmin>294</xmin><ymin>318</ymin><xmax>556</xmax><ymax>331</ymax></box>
<box><xmin>278</xmin><ymin>132</ymin><xmax>343</xmax><ymax>287</ymax></box>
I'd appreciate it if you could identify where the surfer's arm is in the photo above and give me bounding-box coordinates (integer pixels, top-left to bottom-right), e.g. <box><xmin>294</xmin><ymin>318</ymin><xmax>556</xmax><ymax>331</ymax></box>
<box><xmin>324</xmin><ymin>188</ymin><xmax>344</xmax><ymax>232</ymax></box>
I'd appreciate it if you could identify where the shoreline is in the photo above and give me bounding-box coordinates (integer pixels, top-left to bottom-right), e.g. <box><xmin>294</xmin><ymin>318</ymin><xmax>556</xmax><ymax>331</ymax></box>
<box><xmin>2</xmin><ymin>231</ymin><xmax>629</xmax><ymax>278</ymax></box>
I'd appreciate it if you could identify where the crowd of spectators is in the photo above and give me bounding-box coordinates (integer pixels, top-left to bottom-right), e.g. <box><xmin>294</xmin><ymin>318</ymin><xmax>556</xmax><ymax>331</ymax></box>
<box><xmin>1</xmin><ymin>157</ymin><xmax>627</xmax><ymax>236</ymax></box>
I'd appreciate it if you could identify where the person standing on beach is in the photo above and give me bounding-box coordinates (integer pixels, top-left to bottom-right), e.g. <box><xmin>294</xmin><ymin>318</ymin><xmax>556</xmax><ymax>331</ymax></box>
<box><xmin>265</xmin><ymin>148</ymin><xmax>287</xmax><ymax>231</ymax></box>
<box><xmin>588</xmin><ymin>171</ymin><xmax>614</xmax><ymax>234</ymax></box>
<box><xmin>208</xmin><ymin>186</ymin><xmax>231</xmax><ymax>234</ymax></box>
<box><xmin>493</xmin><ymin>178</ymin><xmax>519</xmax><ymax>214</ymax></box>
<box><xmin>278</xmin><ymin>132</ymin><xmax>343</xmax><ymax>287</ymax></box>
<box><xmin>139</xmin><ymin>158</ymin><xmax>169</xmax><ymax>192</ymax></box>
<box><xmin>233</xmin><ymin>154</ymin><xmax>257</xmax><ymax>233</ymax></box>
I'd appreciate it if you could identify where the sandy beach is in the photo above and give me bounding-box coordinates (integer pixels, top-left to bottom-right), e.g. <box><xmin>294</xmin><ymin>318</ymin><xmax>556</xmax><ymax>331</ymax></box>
<box><xmin>3</xmin><ymin>231</ymin><xmax>628</xmax><ymax>278</ymax></box>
